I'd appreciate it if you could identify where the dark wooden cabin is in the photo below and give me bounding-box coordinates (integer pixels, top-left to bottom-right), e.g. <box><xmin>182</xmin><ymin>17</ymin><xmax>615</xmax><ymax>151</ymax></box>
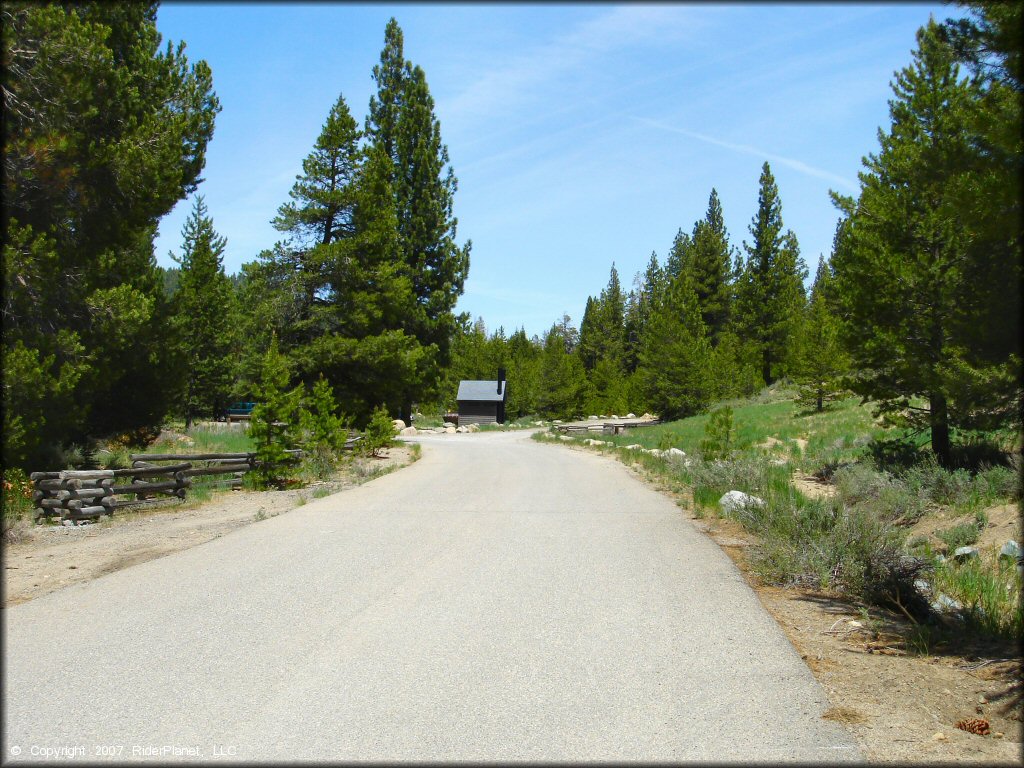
<box><xmin>456</xmin><ymin>369</ymin><xmax>507</xmax><ymax>425</ymax></box>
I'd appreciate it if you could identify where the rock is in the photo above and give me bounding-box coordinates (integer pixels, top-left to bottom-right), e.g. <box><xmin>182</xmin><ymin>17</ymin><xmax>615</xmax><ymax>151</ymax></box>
<box><xmin>646</xmin><ymin>449</ymin><xmax>664</xmax><ymax>457</ymax></box>
<box><xmin>914</xmin><ymin>578</ymin><xmax>932</xmax><ymax>596</ymax></box>
<box><xmin>641</xmin><ymin>413</ymin><xmax>656</xmax><ymax>420</ymax></box>
<box><xmin>552</xmin><ymin>420</ymin><xmax>562</xmax><ymax>424</ymax></box>
<box><xmin>953</xmin><ymin>546</ymin><xmax>980</xmax><ymax>563</ymax></box>
<box><xmin>559</xmin><ymin>435</ymin><xmax>573</xmax><ymax>441</ymax></box>
<box><xmin>444</xmin><ymin>427</ymin><xmax>456</xmax><ymax>434</ymax></box>
<box><xmin>534</xmin><ymin>421</ymin><xmax>546</xmax><ymax>427</ymax></box>
<box><xmin>998</xmin><ymin>540</ymin><xmax>1021</xmax><ymax>562</ymax></box>
<box><xmin>611</xmin><ymin>414</ymin><xmax>619</xmax><ymax>420</ymax></box>
<box><xmin>456</xmin><ymin>426</ymin><xmax>468</xmax><ymax>433</ymax></box>
<box><xmin>467</xmin><ymin>424</ymin><xmax>480</xmax><ymax>433</ymax></box>
<box><xmin>846</xmin><ymin>620</ymin><xmax>863</xmax><ymax>629</ymax></box>
<box><xmin>626</xmin><ymin>413</ymin><xmax>636</xmax><ymax>419</ymax></box>
<box><xmin>443</xmin><ymin>421</ymin><xmax>455</xmax><ymax>428</ymax></box>
<box><xmin>400</xmin><ymin>426</ymin><xmax>417</xmax><ymax>436</ymax></box>
<box><xmin>931</xmin><ymin>593</ymin><xmax>963</xmax><ymax>614</ymax></box>
<box><xmin>719</xmin><ymin>490</ymin><xmax>766</xmax><ymax>514</ymax></box>
<box><xmin>392</xmin><ymin>419</ymin><xmax>407</xmax><ymax>430</ymax></box>
<box><xmin>665</xmin><ymin>447</ymin><xmax>686</xmax><ymax>458</ymax></box>
<box><xmin>584</xmin><ymin>439</ymin><xmax>608</xmax><ymax>447</ymax></box>
<box><xmin>588</xmin><ymin>415</ymin><xmax>598</xmax><ymax>420</ymax></box>
<box><xmin>931</xmin><ymin>732</ymin><xmax>947</xmax><ymax>742</ymax></box>
<box><xmin>624</xmin><ymin>444</ymin><xmax>643</xmax><ymax>450</ymax></box>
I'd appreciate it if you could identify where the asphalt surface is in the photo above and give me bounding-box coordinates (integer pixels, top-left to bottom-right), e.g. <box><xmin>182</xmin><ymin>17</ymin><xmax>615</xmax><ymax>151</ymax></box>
<box><xmin>3</xmin><ymin>430</ymin><xmax>862</xmax><ymax>762</ymax></box>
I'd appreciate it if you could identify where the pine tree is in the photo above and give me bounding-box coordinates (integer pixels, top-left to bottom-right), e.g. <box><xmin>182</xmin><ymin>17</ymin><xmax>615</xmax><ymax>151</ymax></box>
<box><xmin>365</xmin><ymin>19</ymin><xmax>470</xmax><ymax>420</ymax></box>
<box><xmin>793</xmin><ymin>256</ymin><xmax>848</xmax><ymax>412</ymax></box>
<box><xmin>637</xmin><ymin>269</ymin><xmax>714</xmax><ymax>420</ymax></box>
<box><xmin>1</xmin><ymin>3</ymin><xmax>219</xmax><ymax>464</ymax></box>
<box><xmin>735</xmin><ymin>162</ymin><xmax>807</xmax><ymax>384</ymax></box>
<box><xmin>687</xmin><ymin>189</ymin><xmax>734</xmax><ymax>342</ymax></box>
<box><xmin>830</xmin><ymin>19</ymin><xmax>1020</xmax><ymax>464</ymax></box>
<box><xmin>249</xmin><ymin>335</ymin><xmax>305</xmax><ymax>488</ymax></box>
<box><xmin>664</xmin><ymin>229</ymin><xmax>691</xmax><ymax>281</ymax></box>
<box><xmin>537</xmin><ymin>320</ymin><xmax>588</xmax><ymax>418</ymax></box>
<box><xmin>171</xmin><ymin>196</ymin><xmax>237</xmax><ymax>428</ymax></box>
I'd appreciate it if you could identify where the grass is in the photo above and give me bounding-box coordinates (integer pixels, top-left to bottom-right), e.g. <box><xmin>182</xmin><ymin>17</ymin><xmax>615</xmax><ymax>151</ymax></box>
<box><xmin>931</xmin><ymin>553</ymin><xmax>1023</xmax><ymax>641</ymax></box>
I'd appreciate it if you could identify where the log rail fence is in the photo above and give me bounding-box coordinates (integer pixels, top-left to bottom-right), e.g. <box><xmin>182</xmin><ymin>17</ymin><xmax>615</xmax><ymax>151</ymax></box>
<box><xmin>29</xmin><ymin>449</ymin><xmax>303</xmax><ymax>525</ymax></box>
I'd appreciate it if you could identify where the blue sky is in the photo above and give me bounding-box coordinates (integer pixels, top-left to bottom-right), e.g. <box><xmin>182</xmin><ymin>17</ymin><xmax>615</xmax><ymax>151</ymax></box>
<box><xmin>153</xmin><ymin>1</ymin><xmax>955</xmax><ymax>339</ymax></box>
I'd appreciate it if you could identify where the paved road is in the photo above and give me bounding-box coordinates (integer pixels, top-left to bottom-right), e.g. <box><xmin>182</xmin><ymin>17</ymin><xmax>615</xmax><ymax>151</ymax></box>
<box><xmin>3</xmin><ymin>430</ymin><xmax>861</xmax><ymax>762</ymax></box>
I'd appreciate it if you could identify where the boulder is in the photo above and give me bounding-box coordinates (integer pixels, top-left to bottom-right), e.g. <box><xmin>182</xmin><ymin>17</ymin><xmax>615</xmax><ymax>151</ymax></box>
<box><xmin>467</xmin><ymin>424</ymin><xmax>480</xmax><ymax>433</ymax></box>
<box><xmin>624</xmin><ymin>444</ymin><xmax>643</xmax><ymax>450</ymax></box>
<box><xmin>646</xmin><ymin>449</ymin><xmax>664</xmax><ymax>457</ymax></box>
<box><xmin>456</xmin><ymin>426</ymin><xmax>468</xmax><ymax>433</ymax></box>
<box><xmin>444</xmin><ymin>426</ymin><xmax>457</xmax><ymax>434</ymax></box>
<box><xmin>626</xmin><ymin>413</ymin><xmax>636</xmax><ymax>419</ymax></box>
<box><xmin>665</xmin><ymin>447</ymin><xmax>686</xmax><ymax>458</ymax></box>
<box><xmin>443</xmin><ymin>421</ymin><xmax>455</xmax><ymax>428</ymax></box>
<box><xmin>588</xmin><ymin>415</ymin><xmax>599</xmax><ymax>420</ymax></box>
<box><xmin>719</xmin><ymin>490</ymin><xmax>766</xmax><ymax>514</ymax></box>
<box><xmin>611</xmin><ymin>414</ymin><xmax>619</xmax><ymax>420</ymax></box>
<box><xmin>559</xmin><ymin>435</ymin><xmax>573</xmax><ymax>441</ymax></box>
<box><xmin>392</xmin><ymin>419</ymin><xmax>407</xmax><ymax>430</ymax></box>
<box><xmin>931</xmin><ymin>593</ymin><xmax>963</xmax><ymax>614</ymax></box>
<box><xmin>400</xmin><ymin>426</ymin><xmax>417</xmax><ymax>436</ymax></box>
<box><xmin>953</xmin><ymin>546</ymin><xmax>980</xmax><ymax>563</ymax></box>
<box><xmin>552</xmin><ymin>419</ymin><xmax>563</xmax><ymax>424</ymax></box>
<box><xmin>998</xmin><ymin>540</ymin><xmax>1021</xmax><ymax>562</ymax></box>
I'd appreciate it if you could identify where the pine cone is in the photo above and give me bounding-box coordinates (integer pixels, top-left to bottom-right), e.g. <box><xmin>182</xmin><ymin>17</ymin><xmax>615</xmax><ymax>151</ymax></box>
<box><xmin>955</xmin><ymin>717</ymin><xmax>991</xmax><ymax>736</ymax></box>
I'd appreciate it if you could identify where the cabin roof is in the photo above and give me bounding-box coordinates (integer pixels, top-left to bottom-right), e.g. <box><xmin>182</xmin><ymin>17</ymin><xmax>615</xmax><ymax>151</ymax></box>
<box><xmin>457</xmin><ymin>380</ymin><xmax>507</xmax><ymax>402</ymax></box>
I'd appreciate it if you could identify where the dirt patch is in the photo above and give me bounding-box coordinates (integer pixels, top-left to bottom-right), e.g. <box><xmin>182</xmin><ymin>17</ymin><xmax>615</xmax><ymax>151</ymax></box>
<box><xmin>2</xmin><ymin>447</ymin><xmax>414</xmax><ymax>607</ymax></box>
<box><xmin>905</xmin><ymin>503</ymin><xmax>1021</xmax><ymax>555</ymax></box>
<box><xmin>611</xmin><ymin>450</ymin><xmax>1023</xmax><ymax>764</ymax></box>
<box><xmin>793</xmin><ymin>470</ymin><xmax>838</xmax><ymax>500</ymax></box>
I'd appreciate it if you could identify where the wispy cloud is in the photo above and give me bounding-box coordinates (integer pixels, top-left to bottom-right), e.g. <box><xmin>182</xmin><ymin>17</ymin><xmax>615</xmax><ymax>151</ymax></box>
<box><xmin>631</xmin><ymin>117</ymin><xmax>858</xmax><ymax>191</ymax></box>
<box><xmin>439</xmin><ymin>6</ymin><xmax>706</xmax><ymax>125</ymax></box>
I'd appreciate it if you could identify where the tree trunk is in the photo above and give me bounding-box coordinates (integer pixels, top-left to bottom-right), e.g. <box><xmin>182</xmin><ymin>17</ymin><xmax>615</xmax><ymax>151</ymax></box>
<box><xmin>400</xmin><ymin>401</ymin><xmax>412</xmax><ymax>426</ymax></box>
<box><xmin>930</xmin><ymin>392</ymin><xmax>951</xmax><ymax>467</ymax></box>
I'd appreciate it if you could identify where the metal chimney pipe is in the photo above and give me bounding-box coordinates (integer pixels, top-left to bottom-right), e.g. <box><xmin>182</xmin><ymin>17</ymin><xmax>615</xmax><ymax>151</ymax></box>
<box><xmin>497</xmin><ymin>368</ymin><xmax>506</xmax><ymax>393</ymax></box>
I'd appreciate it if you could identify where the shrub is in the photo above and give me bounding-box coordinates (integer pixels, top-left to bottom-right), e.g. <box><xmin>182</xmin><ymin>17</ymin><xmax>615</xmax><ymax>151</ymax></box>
<box><xmin>935</xmin><ymin>523</ymin><xmax>979</xmax><ymax>551</ymax></box>
<box><xmin>700</xmin><ymin>406</ymin><xmax>734</xmax><ymax>461</ymax></box>
<box><xmin>362</xmin><ymin>405</ymin><xmax>397</xmax><ymax>457</ymax></box>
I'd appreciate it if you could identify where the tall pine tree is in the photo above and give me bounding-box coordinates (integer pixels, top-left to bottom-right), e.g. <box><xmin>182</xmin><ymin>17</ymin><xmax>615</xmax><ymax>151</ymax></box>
<box><xmin>171</xmin><ymin>196</ymin><xmax>237</xmax><ymax>428</ymax></box>
<box><xmin>735</xmin><ymin>162</ymin><xmax>807</xmax><ymax>384</ymax></box>
<box><xmin>830</xmin><ymin>20</ymin><xmax>1020</xmax><ymax>464</ymax></box>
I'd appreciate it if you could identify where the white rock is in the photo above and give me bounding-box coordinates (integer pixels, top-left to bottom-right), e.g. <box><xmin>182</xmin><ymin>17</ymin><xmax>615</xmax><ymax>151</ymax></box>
<box><xmin>998</xmin><ymin>540</ymin><xmax>1021</xmax><ymax>561</ymax></box>
<box><xmin>467</xmin><ymin>424</ymin><xmax>480</xmax><ymax>433</ymax></box>
<box><xmin>588</xmin><ymin>415</ymin><xmax>599</xmax><ymax>420</ymax></box>
<box><xmin>611</xmin><ymin>414</ymin><xmax>619</xmax><ymax>420</ymax></box>
<box><xmin>626</xmin><ymin>413</ymin><xmax>636</xmax><ymax>419</ymax></box>
<box><xmin>444</xmin><ymin>426</ymin><xmax>456</xmax><ymax>434</ymax></box>
<box><xmin>392</xmin><ymin>419</ymin><xmax>407</xmax><ymax>430</ymax></box>
<box><xmin>552</xmin><ymin>420</ymin><xmax>563</xmax><ymax>424</ymax></box>
<box><xmin>646</xmin><ymin>449</ymin><xmax>664</xmax><ymax>457</ymax></box>
<box><xmin>931</xmin><ymin>593</ymin><xmax>963</xmax><ymax>613</ymax></box>
<box><xmin>443</xmin><ymin>421</ymin><xmax>455</xmax><ymax>428</ymax></box>
<box><xmin>456</xmin><ymin>426</ymin><xmax>468</xmax><ymax>433</ymax></box>
<box><xmin>400</xmin><ymin>426</ymin><xmax>417</xmax><ymax>436</ymax></box>
<box><xmin>624</xmin><ymin>444</ymin><xmax>643</xmax><ymax>450</ymax></box>
<box><xmin>665</xmin><ymin>447</ymin><xmax>686</xmax><ymax>458</ymax></box>
<box><xmin>719</xmin><ymin>490</ymin><xmax>766</xmax><ymax>514</ymax></box>
<box><xmin>559</xmin><ymin>435</ymin><xmax>573</xmax><ymax>441</ymax></box>
<box><xmin>914</xmin><ymin>579</ymin><xmax>932</xmax><ymax>596</ymax></box>
<box><xmin>953</xmin><ymin>546</ymin><xmax>980</xmax><ymax>562</ymax></box>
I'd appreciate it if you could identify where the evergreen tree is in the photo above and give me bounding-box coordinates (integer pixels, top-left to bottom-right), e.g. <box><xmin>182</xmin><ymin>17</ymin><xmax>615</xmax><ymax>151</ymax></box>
<box><xmin>171</xmin><ymin>196</ymin><xmax>237</xmax><ymax>428</ymax></box>
<box><xmin>537</xmin><ymin>319</ymin><xmax>588</xmax><ymax>418</ymax></box>
<box><xmin>2</xmin><ymin>2</ymin><xmax>219</xmax><ymax>465</ymax></box>
<box><xmin>664</xmin><ymin>229</ymin><xmax>691</xmax><ymax>281</ymax></box>
<box><xmin>830</xmin><ymin>20</ymin><xmax>1020</xmax><ymax>464</ymax></box>
<box><xmin>623</xmin><ymin>252</ymin><xmax>664</xmax><ymax>374</ymax></box>
<box><xmin>687</xmin><ymin>189</ymin><xmax>734</xmax><ymax>342</ymax></box>
<box><xmin>637</xmin><ymin>269</ymin><xmax>714</xmax><ymax>420</ymax></box>
<box><xmin>249</xmin><ymin>336</ymin><xmax>305</xmax><ymax>488</ymax></box>
<box><xmin>793</xmin><ymin>256</ymin><xmax>848</xmax><ymax>412</ymax></box>
<box><xmin>366</xmin><ymin>19</ymin><xmax>470</xmax><ymax>420</ymax></box>
<box><xmin>735</xmin><ymin>162</ymin><xmax>807</xmax><ymax>383</ymax></box>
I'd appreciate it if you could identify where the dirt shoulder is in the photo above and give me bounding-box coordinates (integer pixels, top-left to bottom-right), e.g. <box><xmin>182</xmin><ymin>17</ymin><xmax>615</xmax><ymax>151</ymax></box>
<box><xmin>2</xmin><ymin>447</ymin><xmax>414</xmax><ymax>608</ymax></box>
<box><xmin>578</xmin><ymin>442</ymin><xmax>1023</xmax><ymax>764</ymax></box>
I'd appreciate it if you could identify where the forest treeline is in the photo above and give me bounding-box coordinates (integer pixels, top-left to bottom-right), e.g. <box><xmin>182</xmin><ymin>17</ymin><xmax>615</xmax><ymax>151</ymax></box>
<box><xmin>2</xmin><ymin>2</ymin><xmax>1020</xmax><ymax>471</ymax></box>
